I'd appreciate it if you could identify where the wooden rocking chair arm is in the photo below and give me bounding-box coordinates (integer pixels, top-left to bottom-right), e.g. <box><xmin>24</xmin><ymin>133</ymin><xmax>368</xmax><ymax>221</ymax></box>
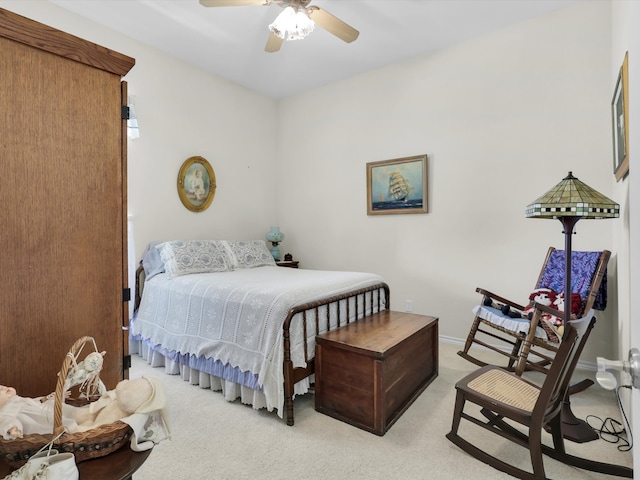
<box><xmin>530</xmin><ymin>302</ymin><xmax>561</xmax><ymax>318</ymax></box>
<box><xmin>475</xmin><ymin>288</ymin><xmax>526</xmax><ymax>311</ymax></box>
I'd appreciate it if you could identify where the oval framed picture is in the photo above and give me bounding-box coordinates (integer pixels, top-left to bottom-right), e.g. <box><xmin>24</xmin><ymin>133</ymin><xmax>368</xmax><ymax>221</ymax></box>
<box><xmin>177</xmin><ymin>156</ymin><xmax>216</xmax><ymax>212</ymax></box>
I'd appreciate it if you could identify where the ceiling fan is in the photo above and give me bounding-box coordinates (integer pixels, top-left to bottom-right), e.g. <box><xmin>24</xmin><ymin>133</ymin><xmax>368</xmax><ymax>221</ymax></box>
<box><xmin>199</xmin><ymin>0</ymin><xmax>359</xmax><ymax>53</ymax></box>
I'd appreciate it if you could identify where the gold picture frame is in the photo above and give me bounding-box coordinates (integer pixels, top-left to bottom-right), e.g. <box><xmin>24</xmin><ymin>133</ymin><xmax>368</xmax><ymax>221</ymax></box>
<box><xmin>366</xmin><ymin>154</ymin><xmax>428</xmax><ymax>215</ymax></box>
<box><xmin>612</xmin><ymin>52</ymin><xmax>629</xmax><ymax>182</ymax></box>
<box><xmin>177</xmin><ymin>156</ymin><xmax>216</xmax><ymax>212</ymax></box>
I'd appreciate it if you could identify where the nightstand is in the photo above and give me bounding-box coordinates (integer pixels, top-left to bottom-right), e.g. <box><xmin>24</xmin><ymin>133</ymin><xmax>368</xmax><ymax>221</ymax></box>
<box><xmin>276</xmin><ymin>261</ymin><xmax>299</xmax><ymax>268</ymax></box>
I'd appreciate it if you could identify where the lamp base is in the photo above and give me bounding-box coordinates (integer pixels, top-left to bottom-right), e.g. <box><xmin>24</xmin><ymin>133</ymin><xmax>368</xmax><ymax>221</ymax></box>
<box><xmin>560</xmin><ymin>400</ymin><xmax>599</xmax><ymax>443</ymax></box>
<box><xmin>544</xmin><ymin>399</ymin><xmax>599</xmax><ymax>443</ymax></box>
<box><xmin>270</xmin><ymin>244</ymin><xmax>281</xmax><ymax>261</ymax></box>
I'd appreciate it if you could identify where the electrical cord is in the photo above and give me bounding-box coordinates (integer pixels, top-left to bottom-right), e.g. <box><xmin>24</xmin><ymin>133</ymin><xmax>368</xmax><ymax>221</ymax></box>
<box><xmin>585</xmin><ymin>385</ymin><xmax>633</xmax><ymax>452</ymax></box>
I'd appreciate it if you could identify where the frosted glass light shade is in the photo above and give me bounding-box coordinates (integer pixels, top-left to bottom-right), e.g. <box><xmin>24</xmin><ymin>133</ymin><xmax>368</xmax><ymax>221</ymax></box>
<box><xmin>266</xmin><ymin>226</ymin><xmax>284</xmax><ymax>243</ymax></box>
<box><xmin>269</xmin><ymin>6</ymin><xmax>315</xmax><ymax>41</ymax></box>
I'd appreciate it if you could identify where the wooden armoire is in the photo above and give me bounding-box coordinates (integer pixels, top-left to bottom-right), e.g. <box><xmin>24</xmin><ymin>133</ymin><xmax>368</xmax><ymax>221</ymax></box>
<box><xmin>0</xmin><ymin>9</ymin><xmax>135</xmax><ymax>397</ymax></box>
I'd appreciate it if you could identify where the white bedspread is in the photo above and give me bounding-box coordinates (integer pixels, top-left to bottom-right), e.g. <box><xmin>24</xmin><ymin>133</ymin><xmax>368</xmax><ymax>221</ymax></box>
<box><xmin>132</xmin><ymin>266</ymin><xmax>384</xmax><ymax>416</ymax></box>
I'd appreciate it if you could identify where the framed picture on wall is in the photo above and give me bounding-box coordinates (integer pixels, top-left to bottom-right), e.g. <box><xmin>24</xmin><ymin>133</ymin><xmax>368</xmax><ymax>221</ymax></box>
<box><xmin>177</xmin><ymin>156</ymin><xmax>217</xmax><ymax>212</ymax></box>
<box><xmin>612</xmin><ymin>52</ymin><xmax>629</xmax><ymax>182</ymax></box>
<box><xmin>366</xmin><ymin>154</ymin><xmax>428</xmax><ymax>215</ymax></box>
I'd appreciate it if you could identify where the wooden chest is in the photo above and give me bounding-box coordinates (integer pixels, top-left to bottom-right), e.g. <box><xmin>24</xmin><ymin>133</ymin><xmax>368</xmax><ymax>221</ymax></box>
<box><xmin>315</xmin><ymin>311</ymin><xmax>438</xmax><ymax>435</ymax></box>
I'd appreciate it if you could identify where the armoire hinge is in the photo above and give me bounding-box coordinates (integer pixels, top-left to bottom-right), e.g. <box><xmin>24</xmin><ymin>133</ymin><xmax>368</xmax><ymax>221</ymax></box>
<box><xmin>123</xmin><ymin>288</ymin><xmax>131</xmax><ymax>302</ymax></box>
<box><xmin>121</xmin><ymin>105</ymin><xmax>130</xmax><ymax>120</ymax></box>
<box><xmin>123</xmin><ymin>355</ymin><xmax>132</xmax><ymax>370</ymax></box>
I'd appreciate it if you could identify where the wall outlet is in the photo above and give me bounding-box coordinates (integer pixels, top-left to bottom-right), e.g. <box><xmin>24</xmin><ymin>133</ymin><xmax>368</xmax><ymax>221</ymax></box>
<box><xmin>405</xmin><ymin>300</ymin><xmax>413</xmax><ymax>312</ymax></box>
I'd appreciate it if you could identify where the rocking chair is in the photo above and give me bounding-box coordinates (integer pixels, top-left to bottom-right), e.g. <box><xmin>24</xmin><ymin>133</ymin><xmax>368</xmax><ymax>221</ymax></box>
<box><xmin>447</xmin><ymin>321</ymin><xmax>632</xmax><ymax>479</ymax></box>
<box><xmin>457</xmin><ymin>247</ymin><xmax>610</xmax><ymax>377</ymax></box>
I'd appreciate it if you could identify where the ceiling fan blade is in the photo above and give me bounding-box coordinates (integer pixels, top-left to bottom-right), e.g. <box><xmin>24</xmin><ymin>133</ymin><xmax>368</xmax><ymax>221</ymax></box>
<box><xmin>199</xmin><ymin>0</ymin><xmax>269</xmax><ymax>7</ymax></box>
<box><xmin>265</xmin><ymin>31</ymin><xmax>284</xmax><ymax>53</ymax></box>
<box><xmin>307</xmin><ymin>6</ymin><xmax>359</xmax><ymax>43</ymax></box>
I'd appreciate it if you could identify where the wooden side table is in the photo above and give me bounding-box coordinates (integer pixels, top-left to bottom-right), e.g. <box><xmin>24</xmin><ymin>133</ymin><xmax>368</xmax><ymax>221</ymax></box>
<box><xmin>0</xmin><ymin>447</ymin><xmax>151</xmax><ymax>480</ymax></box>
<box><xmin>276</xmin><ymin>261</ymin><xmax>299</xmax><ymax>268</ymax></box>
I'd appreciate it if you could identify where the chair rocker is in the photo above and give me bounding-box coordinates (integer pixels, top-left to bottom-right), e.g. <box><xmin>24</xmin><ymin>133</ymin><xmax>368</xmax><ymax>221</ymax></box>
<box><xmin>458</xmin><ymin>247</ymin><xmax>610</xmax><ymax>377</ymax></box>
<box><xmin>447</xmin><ymin>319</ymin><xmax>632</xmax><ymax>479</ymax></box>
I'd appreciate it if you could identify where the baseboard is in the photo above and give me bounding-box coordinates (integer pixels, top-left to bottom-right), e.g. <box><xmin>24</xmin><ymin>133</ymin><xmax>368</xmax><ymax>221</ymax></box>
<box><xmin>438</xmin><ymin>334</ymin><xmax>597</xmax><ymax>372</ymax></box>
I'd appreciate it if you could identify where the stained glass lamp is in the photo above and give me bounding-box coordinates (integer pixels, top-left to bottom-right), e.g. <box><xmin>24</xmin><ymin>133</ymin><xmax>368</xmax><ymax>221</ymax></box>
<box><xmin>526</xmin><ymin>171</ymin><xmax>619</xmax><ymax>329</ymax></box>
<box><xmin>526</xmin><ymin>171</ymin><xmax>619</xmax><ymax>443</ymax></box>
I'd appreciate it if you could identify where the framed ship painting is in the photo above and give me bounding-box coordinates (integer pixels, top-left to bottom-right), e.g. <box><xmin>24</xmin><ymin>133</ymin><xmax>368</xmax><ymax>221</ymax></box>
<box><xmin>367</xmin><ymin>154</ymin><xmax>428</xmax><ymax>215</ymax></box>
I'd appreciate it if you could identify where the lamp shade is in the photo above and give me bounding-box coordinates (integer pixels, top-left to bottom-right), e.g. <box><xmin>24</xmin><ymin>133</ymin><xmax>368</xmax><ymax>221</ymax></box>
<box><xmin>265</xmin><ymin>226</ymin><xmax>284</xmax><ymax>243</ymax></box>
<box><xmin>525</xmin><ymin>172</ymin><xmax>619</xmax><ymax>220</ymax></box>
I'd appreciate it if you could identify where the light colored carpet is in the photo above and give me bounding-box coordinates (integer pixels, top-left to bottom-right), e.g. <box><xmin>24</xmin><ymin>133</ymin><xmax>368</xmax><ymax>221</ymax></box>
<box><xmin>129</xmin><ymin>343</ymin><xmax>632</xmax><ymax>479</ymax></box>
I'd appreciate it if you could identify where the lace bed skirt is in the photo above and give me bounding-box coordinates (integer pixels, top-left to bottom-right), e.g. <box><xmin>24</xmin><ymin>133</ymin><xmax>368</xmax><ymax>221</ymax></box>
<box><xmin>129</xmin><ymin>337</ymin><xmax>311</xmax><ymax>418</ymax></box>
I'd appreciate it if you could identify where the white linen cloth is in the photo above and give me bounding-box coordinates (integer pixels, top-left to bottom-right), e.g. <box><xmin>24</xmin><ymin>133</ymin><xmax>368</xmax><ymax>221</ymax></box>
<box><xmin>132</xmin><ymin>267</ymin><xmax>384</xmax><ymax>417</ymax></box>
<box><xmin>472</xmin><ymin>305</ymin><xmax>547</xmax><ymax>338</ymax></box>
<box><xmin>472</xmin><ymin>305</ymin><xmax>594</xmax><ymax>343</ymax></box>
<box><xmin>121</xmin><ymin>375</ymin><xmax>171</xmax><ymax>452</ymax></box>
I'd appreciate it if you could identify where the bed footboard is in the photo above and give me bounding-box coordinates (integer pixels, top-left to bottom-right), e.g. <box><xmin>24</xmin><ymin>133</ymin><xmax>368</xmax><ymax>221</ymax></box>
<box><xmin>282</xmin><ymin>282</ymin><xmax>390</xmax><ymax>426</ymax></box>
<box><xmin>134</xmin><ymin>264</ymin><xmax>145</xmax><ymax>313</ymax></box>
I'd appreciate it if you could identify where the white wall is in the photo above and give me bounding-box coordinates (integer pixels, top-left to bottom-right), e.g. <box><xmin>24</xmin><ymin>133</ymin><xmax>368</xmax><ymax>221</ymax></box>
<box><xmin>277</xmin><ymin>1</ymin><xmax>616</xmax><ymax>364</ymax></box>
<box><xmin>1</xmin><ymin>1</ymin><xmax>622</xmax><ymax>365</ymax></box>
<box><xmin>126</xmin><ymin>54</ymin><xmax>279</xmax><ymax>253</ymax></box>
<box><xmin>0</xmin><ymin>0</ymin><xmax>279</xmax><ymax>262</ymax></box>
<box><xmin>612</xmin><ymin>0</ymin><xmax>639</xmax><ymax>470</ymax></box>
<box><xmin>610</xmin><ymin>3</ymin><xmax>632</xmax><ymax>436</ymax></box>
<box><xmin>611</xmin><ymin>2</ymin><xmax>632</xmax><ymax>361</ymax></box>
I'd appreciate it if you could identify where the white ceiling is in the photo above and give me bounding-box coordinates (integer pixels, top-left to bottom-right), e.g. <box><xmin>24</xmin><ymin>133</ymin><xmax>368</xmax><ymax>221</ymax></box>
<box><xmin>50</xmin><ymin>0</ymin><xmax>581</xmax><ymax>99</ymax></box>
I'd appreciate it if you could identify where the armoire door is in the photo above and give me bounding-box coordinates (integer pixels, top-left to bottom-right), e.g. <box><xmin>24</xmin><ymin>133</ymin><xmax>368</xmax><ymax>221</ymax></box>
<box><xmin>0</xmin><ymin>9</ymin><xmax>135</xmax><ymax>397</ymax></box>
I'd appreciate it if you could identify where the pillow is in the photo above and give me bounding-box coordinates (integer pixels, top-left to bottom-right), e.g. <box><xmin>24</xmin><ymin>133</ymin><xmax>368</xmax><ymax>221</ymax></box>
<box><xmin>156</xmin><ymin>240</ymin><xmax>236</xmax><ymax>277</ymax></box>
<box><xmin>141</xmin><ymin>241</ymin><xmax>166</xmax><ymax>280</ymax></box>
<box><xmin>225</xmin><ymin>240</ymin><xmax>276</xmax><ymax>269</ymax></box>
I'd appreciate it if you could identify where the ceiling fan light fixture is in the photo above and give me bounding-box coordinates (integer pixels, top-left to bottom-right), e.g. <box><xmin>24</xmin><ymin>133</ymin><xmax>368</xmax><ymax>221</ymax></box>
<box><xmin>268</xmin><ymin>6</ymin><xmax>315</xmax><ymax>41</ymax></box>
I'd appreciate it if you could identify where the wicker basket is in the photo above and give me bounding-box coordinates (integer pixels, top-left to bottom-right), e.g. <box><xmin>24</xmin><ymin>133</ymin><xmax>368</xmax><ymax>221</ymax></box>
<box><xmin>0</xmin><ymin>336</ymin><xmax>133</xmax><ymax>468</ymax></box>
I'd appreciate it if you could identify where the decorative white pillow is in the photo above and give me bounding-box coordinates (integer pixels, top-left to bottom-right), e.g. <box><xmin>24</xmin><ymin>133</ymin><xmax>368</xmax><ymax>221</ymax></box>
<box><xmin>157</xmin><ymin>240</ymin><xmax>236</xmax><ymax>277</ymax></box>
<box><xmin>225</xmin><ymin>240</ymin><xmax>276</xmax><ymax>269</ymax></box>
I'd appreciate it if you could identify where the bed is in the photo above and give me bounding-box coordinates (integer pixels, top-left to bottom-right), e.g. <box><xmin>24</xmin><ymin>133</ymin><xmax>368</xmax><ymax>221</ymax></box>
<box><xmin>130</xmin><ymin>240</ymin><xmax>389</xmax><ymax>426</ymax></box>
